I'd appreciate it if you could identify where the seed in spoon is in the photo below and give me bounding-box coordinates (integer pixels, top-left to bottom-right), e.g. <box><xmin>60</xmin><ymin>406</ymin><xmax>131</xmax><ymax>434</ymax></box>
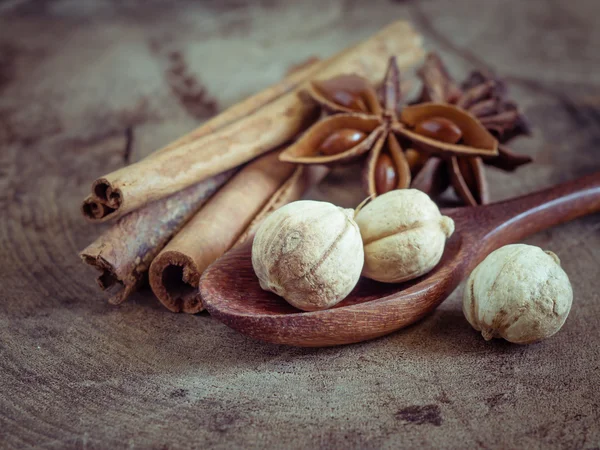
<box><xmin>415</xmin><ymin>117</ymin><xmax>462</xmax><ymax>144</ymax></box>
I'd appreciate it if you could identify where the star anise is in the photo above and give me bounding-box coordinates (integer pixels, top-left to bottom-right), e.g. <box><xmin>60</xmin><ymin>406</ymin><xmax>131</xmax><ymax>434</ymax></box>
<box><xmin>280</xmin><ymin>57</ymin><xmax>499</xmax><ymax>198</ymax></box>
<box><xmin>411</xmin><ymin>53</ymin><xmax>532</xmax><ymax>205</ymax></box>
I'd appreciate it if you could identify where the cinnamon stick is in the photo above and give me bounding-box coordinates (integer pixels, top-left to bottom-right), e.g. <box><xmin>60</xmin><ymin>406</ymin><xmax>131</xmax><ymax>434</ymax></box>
<box><xmin>81</xmin><ymin>58</ymin><xmax>325</xmax><ymax>222</ymax></box>
<box><xmin>234</xmin><ymin>164</ymin><xmax>329</xmax><ymax>246</ymax></box>
<box><xmin>149</xmin><ymin>56</ymin><xmax>326</xmax><ymax>159</ymax></box>
<box><xmin>83</xmin><ymin>21</ymin><xmax>424</xmax><ymax>222</ymax></box>
<box><xmin>80</xmin><ymin>58</ymin><xmax>326</xmax><ymax>223</ymax></box>
<box><xmin>80</xmin><ymin>170</ymin><xmax>233</xmax><ymax>304</ymax></box>
<box><xmin>148</xmin><ymin>152</ymin><xmax>326</xmax><ymax>313</ymax></box>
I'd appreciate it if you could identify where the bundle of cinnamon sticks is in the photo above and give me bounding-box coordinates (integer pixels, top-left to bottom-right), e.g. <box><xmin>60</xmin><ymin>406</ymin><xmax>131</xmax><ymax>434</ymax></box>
<box><xmin>79</xmin><ymin>21</ymin><xmax>425</xmax><ymax>313</ymax></box>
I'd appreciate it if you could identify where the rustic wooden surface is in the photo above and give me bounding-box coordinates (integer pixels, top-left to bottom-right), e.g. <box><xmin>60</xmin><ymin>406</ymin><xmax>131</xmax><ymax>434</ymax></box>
<box><xmin>1</xmin><ymin>1</ymin><xmax>599</xmax><ymax>449</ymax></box>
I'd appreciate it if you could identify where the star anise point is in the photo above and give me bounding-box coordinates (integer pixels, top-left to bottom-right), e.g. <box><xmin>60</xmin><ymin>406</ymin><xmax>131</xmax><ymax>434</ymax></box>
<box><xmin>411</xmin><ymin>52</ymin><xmax>533</xmax><ymax>205</ymax></box>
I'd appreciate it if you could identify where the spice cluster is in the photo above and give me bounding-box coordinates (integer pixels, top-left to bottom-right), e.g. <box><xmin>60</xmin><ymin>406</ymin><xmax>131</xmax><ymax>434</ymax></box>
<box><xmin>281</xmin><ymin>52</ymin><xmax>532</xmax><ymax>205</ymax></box>
<box><xmin>77</xmin><ymin>20</ymin><xmax>573</xmax><ymax>345</ymax></box>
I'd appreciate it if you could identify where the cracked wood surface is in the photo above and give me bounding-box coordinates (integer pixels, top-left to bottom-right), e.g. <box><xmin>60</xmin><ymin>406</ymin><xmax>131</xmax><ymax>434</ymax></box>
<box><xmin>0</xmin><ymin>1</ymin><xmax>599</xmax><ymax>449</ymax></box>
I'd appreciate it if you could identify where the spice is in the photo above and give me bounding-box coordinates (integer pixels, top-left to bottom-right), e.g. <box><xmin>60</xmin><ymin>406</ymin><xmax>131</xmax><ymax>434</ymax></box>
<box><xmin>81</xmin><ymin>21</ymin><xmax>425</xmax><ymax>222</ymax></box>
<box><xmin>413</xmin><ymin>53</ymin><xmax>532</xmax><ymax>205</ymax></box>
<box><xmin>281</xmin><ymin>60</ymin><xmax>412</xmax><ymax>198</ymax></box>
<box><xmin>319</xmin><ymin>129</ymin><xmax>367</xmax><ymax>156</ymax></box>
<box><xmin>354</xmin><ymin>189</ymin><xmax>454</xmax><ymax>283</ymax></box>
<box><xmin>234</xmin><ymin>165</ymin><xmax>329</xmax><ymax>246</ymax></box>
<box><xmin>80</xmin><ymin>171</ymin><xmax>233</xmax><ymax>305</ymax></box>
<box><xmin>463</xmin><ymin>244</ymin><xmax>572</xmax><ymax>344</ymax></box>
<box><xmin>414</xmin><ymin>117</ymin><xmax>462</xmax><ymax>144</ymax></box>
<box><xmin>252</xmin><ymin>200</ymin><xmax>364</xmax><ymax>311</ymax></box>
<box><xmin>280</xmin><ymin>57</ymin><xmax>498</xmax><ymax>198</ymax></box>
<box><xmin>374</xmin><ymin>153</ymin><xmax>398</xmax><ymax>195</ymax></box>
<box><xmin>149</xmin><ymin>151</ymin><xmax>296</xmax><ymax>313</ymax></box>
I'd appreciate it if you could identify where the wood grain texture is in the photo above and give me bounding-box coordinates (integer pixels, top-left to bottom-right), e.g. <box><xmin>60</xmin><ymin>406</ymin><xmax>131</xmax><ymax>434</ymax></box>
<box><xmin>1</xmin><ymin>1</ymin><xmax>599</xmax><ymax>449</ymax></box>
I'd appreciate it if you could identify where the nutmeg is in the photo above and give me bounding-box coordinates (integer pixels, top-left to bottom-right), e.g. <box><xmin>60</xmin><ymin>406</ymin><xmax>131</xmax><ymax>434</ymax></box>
<box><xmin>252</xmin><ymin>200</ymin><xmax>364</xmax><ymax>311</ymax></box>
<box><xmin>354</xmin><ymin>189</ymin><xmax>454</xmax><ymax>283</ymax></box>
<box><xmin>463</xmin><ymin>244</ymin><xmax>573</xmax><ymax>344</ymax></box>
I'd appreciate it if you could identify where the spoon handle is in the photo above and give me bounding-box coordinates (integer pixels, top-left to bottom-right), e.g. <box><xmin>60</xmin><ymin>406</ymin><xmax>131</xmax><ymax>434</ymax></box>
<box><xmin>465</xmin><ymin>171</ymin><xmax>600</xmax><ymax>249</ymax></box>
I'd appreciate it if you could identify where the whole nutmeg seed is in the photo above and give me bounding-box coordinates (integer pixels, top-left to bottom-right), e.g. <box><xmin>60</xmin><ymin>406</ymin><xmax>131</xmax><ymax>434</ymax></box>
<box><xmin>463</xmin><ymin>244</ymin><xmax>573</xmax><ymax>344</ymax></box>
<box><xmin>252</xmin><ymin>200</ymin><xmax>364</xmax><ymax>311</ymax></box>
<box><xmin>354</xmin><ymin>189</ymin><xmax>454</xmax><ymax>283</ymax></box>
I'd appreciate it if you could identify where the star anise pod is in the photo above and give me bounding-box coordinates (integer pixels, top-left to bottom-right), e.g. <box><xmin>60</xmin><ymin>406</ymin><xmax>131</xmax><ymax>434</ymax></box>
<box><xmin>413</xmin><ymin>53</ymin><xmax>532</xmax><ymax>205</ymax></box>
<box><xmin>280</xmin><ymin>57</ymin><xmax>499</xmax><ymax>198</ymax></box>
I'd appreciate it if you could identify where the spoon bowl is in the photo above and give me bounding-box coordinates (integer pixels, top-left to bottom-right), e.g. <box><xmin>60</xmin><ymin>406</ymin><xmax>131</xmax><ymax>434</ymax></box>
<box><xmin>200</xmin><ymin>172</ymin><xmax>600</xmax><ymax>346</ymax></box>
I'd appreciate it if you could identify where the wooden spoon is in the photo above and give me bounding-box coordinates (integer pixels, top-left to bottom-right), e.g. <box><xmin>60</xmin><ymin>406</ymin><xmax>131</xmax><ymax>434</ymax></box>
<box><xmin>200</xmin><ymin>172</ymin><xmax>600</xmax><ymax>347</ymax></box>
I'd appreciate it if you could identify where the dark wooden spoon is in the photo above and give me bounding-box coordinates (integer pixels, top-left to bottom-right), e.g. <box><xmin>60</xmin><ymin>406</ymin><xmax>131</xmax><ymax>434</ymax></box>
<box><xmin>200</xmin><ymin>172</ymin><xmax>600</xmax><ymax>347</ymax></box>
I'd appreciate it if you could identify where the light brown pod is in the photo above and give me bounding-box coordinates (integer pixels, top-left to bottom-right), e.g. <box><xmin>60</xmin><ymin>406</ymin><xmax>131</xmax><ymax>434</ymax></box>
<box><xmin>279</xmin><ymin>114</ymin><xmax>383</xmax><ymax>164</ymax></box>
<box><xmin>363</xmin><ymin>133</ymin><xmax>411</xmax><ymax>197</ymax></box>
<box><xmin>397</xmin><ymin>102</ymin><xmax>498</xmax><ymax>157</ymax></box>
<box><xmin>414</xmin><ymin>116</ymin><xmax>462</xmax><ymax>144</ymax></box>
<box><xmin>318</xmin><ymin>129</ymin><xmax>368</xmax><ymax>156</ymax></box>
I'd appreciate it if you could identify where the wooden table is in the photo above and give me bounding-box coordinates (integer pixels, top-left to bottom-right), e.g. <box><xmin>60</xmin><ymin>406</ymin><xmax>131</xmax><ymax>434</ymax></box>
<box><xmin>1</xmin><ymin>1</ymin><xmax>599</xmax><ymax>448</ymax></box>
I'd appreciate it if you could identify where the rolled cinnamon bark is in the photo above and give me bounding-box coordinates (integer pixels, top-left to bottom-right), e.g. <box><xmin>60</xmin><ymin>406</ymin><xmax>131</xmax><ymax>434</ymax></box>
<box><xmin>81</xmin><ymin>58</ymin><xmax>325</xmax><ymax>223</ymax></box>
<box><xmin>149</xmin><ymin>55</ymin><xmax>326</xmax><ymax>159</ymax></box>
<box><xmin>234</xmin><ymin>164</ymin><xmax>329</xmax><ymax>246</ymax></box>
<box><xmin>80</xmin><ymin>170</ymin><xmax>234</xmax><ymax>305</ymax></box>
<box><xmin>84</xmin><ymin>21</ymin><xmax>424</xmax><ymax>222</ymax></box>
<box><xmin>80</xmin><ymin>57</ymin><xmax>326</xmax><ymax>224</ymax></box>
<box><xmin>79</xmin><ymin>59</ymin><xmax>326</xmax><ymax>299</ymax></box>
<box><xmin>149</xmin><ymin>152</ymin><xmax>326</xmax><ymax>314</ymax></box>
